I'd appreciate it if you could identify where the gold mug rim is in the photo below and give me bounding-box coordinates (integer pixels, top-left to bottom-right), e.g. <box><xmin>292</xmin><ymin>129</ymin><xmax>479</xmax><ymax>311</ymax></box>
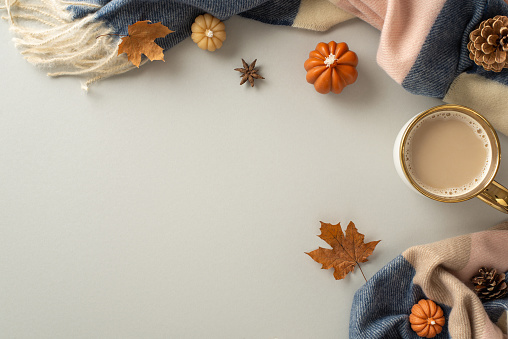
<box><xmin>399</xmin><ymin>104</ymin><xmax>501</xmax><ymax>203</ymax></box>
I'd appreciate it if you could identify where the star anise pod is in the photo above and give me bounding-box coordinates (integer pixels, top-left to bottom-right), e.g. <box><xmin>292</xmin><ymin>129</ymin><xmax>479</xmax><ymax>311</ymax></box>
<box><xmin>234</xmin><ymin>59</ymin><xmax>265</xmax><ymax>87</ymax></box>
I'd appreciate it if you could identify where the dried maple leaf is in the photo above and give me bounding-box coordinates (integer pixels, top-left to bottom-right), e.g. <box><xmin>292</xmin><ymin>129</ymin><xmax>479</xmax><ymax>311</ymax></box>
<box><xmin>306</xmin><ymin>221</ymin><xmax>380</xmax><ymax>281</ymax></box>
<box><xmin>118</xmin><ymin>20</ymin><xmax>173</xmax><ymax>67</ymax></box>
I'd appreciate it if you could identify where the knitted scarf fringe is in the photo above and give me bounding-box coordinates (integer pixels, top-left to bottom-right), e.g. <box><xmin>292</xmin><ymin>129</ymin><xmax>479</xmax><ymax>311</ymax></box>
<box><xmin>1</xmin><ymin>0</ymin><xmax>144</xmax><ymax>90</ymax></box>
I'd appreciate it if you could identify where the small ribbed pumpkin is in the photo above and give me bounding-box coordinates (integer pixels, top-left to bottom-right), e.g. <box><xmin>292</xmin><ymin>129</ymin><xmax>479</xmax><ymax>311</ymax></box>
<box><xmin>304</xmin><ymin>41</ymin><xmax>358</xmax><ymax>94</ymax></box>
<box><xmin>409</xmin><ymin>299</ymin><xmax>445</xmax><ymax>338</ymax></box>
<box><xmin>191</xmin><ymin>14</ymin><xmax>226</xmax><ymax>51</ymax></box>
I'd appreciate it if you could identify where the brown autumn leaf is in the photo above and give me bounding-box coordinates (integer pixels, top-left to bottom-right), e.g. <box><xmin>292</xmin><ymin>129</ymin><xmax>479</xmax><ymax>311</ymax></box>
<box><xmin>118</xmin><ymin>20</ymin><xmax>173</xmax><ymax>67</ymax></box>
<box><xmin>306</xmin><ymin>221</ymin><xmax>380</xmax><ymax>281</ymax></box>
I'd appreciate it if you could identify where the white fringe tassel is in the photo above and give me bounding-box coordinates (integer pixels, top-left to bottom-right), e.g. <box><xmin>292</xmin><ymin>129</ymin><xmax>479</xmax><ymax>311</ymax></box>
<box><xmin>1</xmin><ymin>0</ymin><xmax>144</xmax><ymax>90</ymax></box>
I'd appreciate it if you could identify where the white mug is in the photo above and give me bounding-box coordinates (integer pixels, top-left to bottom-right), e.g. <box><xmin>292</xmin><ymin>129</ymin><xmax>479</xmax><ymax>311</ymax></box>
<box><xmin>393</xmin><ymin>104</ymin><xmax>508</xmax><ymax>213</ymax></box>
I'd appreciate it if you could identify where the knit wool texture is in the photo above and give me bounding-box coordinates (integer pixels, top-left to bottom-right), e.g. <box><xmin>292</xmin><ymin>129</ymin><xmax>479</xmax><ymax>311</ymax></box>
<box><xmin>350</xmin><ymin>222</ymin><xmax>508</xmax><ymax>338</ymax></box>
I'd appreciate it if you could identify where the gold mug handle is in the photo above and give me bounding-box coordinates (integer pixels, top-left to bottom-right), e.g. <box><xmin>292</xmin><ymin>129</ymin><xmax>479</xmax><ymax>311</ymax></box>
<box><xmin>477</xmin><ymin>181</ymin><xmax>508</xmax><ymax>213</ymax></box>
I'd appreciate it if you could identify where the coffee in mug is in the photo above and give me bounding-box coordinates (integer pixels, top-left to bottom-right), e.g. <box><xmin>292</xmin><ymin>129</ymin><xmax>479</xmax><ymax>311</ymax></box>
<box><xmin>394</xmin><ymin>104</ymin><xmax>508</xmax><ymax>213</ymax></box>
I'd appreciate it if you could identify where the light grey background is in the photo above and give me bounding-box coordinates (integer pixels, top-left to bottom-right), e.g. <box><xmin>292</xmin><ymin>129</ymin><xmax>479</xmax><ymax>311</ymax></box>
<box><xmin>1</xmin><ymin>15</ymin><xmax>507</xmax><ymax>339</ymax></box>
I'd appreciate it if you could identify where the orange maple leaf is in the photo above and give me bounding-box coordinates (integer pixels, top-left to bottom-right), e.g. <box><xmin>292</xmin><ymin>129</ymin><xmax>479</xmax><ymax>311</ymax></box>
<box><xmin>306</xmin><ymin>221</ymin><xmax>380</xmax><ymax>281</ymax></box>
<box><xmin>118</xmin><ymin>20</ymin><xmax>173</xmax><ymax>67</ymax></box>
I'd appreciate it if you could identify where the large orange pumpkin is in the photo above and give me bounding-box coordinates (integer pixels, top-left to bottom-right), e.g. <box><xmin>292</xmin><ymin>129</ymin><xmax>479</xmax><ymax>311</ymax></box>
<box><xmin>409</xmin><ymin>299</ymin><xmax>445</xmax><ymax>338</ymax></box>
<box><xmin>304</xmin><ymin>41</ymin><xmax>358</xmax><ymax>94</ymax></box>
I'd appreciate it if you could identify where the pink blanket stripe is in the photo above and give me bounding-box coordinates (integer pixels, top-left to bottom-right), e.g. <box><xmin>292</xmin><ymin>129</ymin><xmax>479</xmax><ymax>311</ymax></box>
<box><xmin>453</xmin><ymin>230</ymin><xmax>508</xmax><ymax>285</ymax></box>
<box><xmin>331</xmin><ymin>0</ymin><xmax>447</xmax><ymax>83</ymax></box>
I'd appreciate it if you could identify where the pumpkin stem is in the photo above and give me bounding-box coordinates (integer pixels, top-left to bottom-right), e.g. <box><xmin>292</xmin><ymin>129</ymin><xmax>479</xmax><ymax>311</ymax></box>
<box><xmin>324</xmin><ymin>54</ymin><xmax>337</xmax><ymax>67</ymax></box>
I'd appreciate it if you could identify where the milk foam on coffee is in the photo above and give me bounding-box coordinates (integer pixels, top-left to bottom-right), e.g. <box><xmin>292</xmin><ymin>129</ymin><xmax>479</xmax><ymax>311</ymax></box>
<box><xmin>404</xmin><ymin>111</ymin><xmax>492</xmax><ymax>197</ymax></box>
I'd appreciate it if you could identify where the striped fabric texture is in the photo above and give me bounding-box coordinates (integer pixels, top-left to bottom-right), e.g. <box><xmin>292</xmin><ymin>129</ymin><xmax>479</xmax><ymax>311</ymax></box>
<box><xmin>1</xmin><ymin>0</ymin><xmax>350</xmax><ymax>90</ymax></box>
<box><xmin>350</xmin><ymin>222</ymin><xmax>508</xmax><ymax>338</ymax></box>
<box><xmin>332</xmin><ymin>0</ymin><xmax>508</xmax><ymax>137</ymax></box>
<box><xmin>3</xmin><ymin>0</ymin><xmax>508</xmax><ymax>135</ymax></box>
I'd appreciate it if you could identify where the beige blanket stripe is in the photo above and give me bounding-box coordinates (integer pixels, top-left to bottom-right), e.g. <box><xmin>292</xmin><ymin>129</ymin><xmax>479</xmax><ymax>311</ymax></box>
<box><xmin>444</xmin><ymin>73</ymin><xmax>508</xmax><ymax>137</ymax></box>
<box><xmin>292</xmin><ymin>0</ymin><xmax>354</xmax><ymax>31</ymax></box>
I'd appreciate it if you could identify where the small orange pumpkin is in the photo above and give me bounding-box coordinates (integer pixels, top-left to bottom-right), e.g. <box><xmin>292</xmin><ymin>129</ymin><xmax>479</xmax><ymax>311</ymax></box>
<box><xmin>409</xmin><ymin>299</ymin><xmax>445</xmax><ymax>338</ymax></box>
<box><xmin>304</xmin><ymin>41</ymin><xmax>358</xmax><ymax>94</ymax></box>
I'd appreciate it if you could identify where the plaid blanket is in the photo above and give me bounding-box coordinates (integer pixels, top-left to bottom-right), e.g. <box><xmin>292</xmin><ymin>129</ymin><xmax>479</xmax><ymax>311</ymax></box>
<box><xmin>350</xmin><ymin>222</ymin><xmax>508</xmax><ymax>338</ymax></box>
<box><xmin>3</xmin><ymin>0</ymin><xmax>508</xmax><ymax>135</ymax></box>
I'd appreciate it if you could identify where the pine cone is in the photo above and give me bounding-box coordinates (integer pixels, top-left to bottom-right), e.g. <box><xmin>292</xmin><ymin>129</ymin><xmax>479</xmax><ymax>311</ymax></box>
<box><xmin>471</xmin><ymin>267</ymin><xmax>507</xmax><ymax>301</ymax></box>
<box><xmin>467</xmin><ymin>15</ymin><xmax>508</xmax><ymax>72</ymax></box>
